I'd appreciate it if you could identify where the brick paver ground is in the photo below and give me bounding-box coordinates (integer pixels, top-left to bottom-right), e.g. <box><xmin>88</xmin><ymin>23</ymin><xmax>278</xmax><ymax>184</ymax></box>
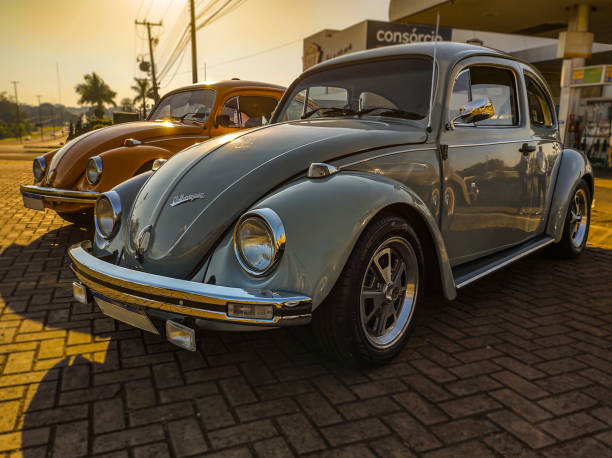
<box><xmin>1</xmin><ymin>159</ymin><xmax>611</xmax><ymax>457</ymax></box>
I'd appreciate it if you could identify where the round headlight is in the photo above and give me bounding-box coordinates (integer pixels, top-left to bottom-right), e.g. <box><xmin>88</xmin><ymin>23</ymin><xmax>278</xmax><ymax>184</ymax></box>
<box><xmin>95</xmin><ymin>191</ymin><xmax>122</xmax><ymax>239</ymax></box>
<box><xmin>234</xmin><ymin>208</ymin><xmax>285</xmax><ymax>276</ymax></box>
<box><xmin>86</xmin><ymin>156</ymin><xmax>103</xmax><ymax>185</ymax></box>
<box><xmin>33</xmin><ymin>156</ymin><xmax>46</xmax><ymax>181</ymax></box>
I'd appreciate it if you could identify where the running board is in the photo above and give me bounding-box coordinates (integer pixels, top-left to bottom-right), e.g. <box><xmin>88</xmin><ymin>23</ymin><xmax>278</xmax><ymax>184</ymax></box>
<box><xmin>453</xmin><ymin>236</ymin><xmax>555</xmax><ymax>289</ymax></box>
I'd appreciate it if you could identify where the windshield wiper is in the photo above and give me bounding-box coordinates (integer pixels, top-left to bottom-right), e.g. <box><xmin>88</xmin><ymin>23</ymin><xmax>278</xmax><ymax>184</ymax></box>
<box><xmin>178</xmin><ymin>112</ymin><xmax>207</xmax><ymax>123</ymax></box>
<box><xmin>355</xmin><ymin>107</ymin><xmax>423</xmax><ymax>120</ymax></box>
<box><xmin>301</xmin><ymin>106</ymin><xmax>357</xmax><ymax>119</ymax></box>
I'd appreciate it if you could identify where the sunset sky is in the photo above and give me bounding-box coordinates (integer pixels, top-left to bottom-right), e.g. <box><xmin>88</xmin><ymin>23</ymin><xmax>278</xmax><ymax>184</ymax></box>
<box><xmin>1</xmin><ymin>0</ymin><xmax>389</xmax><ymax>107</ymax></box>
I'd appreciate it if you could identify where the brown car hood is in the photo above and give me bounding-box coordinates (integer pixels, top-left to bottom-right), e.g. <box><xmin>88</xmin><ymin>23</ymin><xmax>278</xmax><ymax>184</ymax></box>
<box><xmin>46</xmin><ymin>121</ymin><xmax>203</xmax><ymax>188</ymax></box>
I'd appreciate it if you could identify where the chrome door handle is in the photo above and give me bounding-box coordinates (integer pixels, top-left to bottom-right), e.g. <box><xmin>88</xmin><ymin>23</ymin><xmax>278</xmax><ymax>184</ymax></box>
<box><xmin>519</xmin><ymin>143</ymin><xmax>536</xmax><ymax>155</ymax></box>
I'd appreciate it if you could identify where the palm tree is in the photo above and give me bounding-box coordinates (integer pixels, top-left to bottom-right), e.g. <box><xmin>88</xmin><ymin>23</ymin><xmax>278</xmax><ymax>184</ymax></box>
<box><xmin>131</xmin><ymin>78</ymin><xmax>156</xmax><ymax>118</ymax></box>
<box><xmin>74</xmin><ymin>73</ymin><xmax>116</xmax><ymax>118</ymax></box>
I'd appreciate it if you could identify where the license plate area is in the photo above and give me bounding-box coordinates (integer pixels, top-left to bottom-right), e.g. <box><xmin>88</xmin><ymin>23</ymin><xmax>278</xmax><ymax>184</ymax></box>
<box><xmin>94</xmin><ymin>295</ymin><xmax>159</xmax><ymax>334</ymax></box>
<box><xmin>22</xmin><ymin>192</ymin><xmax>44</xmax><ymax>211</ymax></box>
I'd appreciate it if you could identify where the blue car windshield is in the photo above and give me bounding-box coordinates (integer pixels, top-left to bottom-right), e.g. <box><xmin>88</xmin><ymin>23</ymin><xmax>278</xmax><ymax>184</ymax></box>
<box><xmin>276</xmin><ymin>58</ymin><xmax>432</xmax><ymax>122</ymax></box>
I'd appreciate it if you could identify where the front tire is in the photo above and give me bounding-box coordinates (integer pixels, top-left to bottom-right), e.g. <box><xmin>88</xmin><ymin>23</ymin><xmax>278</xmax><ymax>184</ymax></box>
<box><xmin>313</xmin><ymin>216</ymin><xmax>425</xmax><ymax>367</ymax></box>
<box><xmin>547</xmin><ymin>179</ymin><xmax>591</xmax><ymax>258</ymax></box>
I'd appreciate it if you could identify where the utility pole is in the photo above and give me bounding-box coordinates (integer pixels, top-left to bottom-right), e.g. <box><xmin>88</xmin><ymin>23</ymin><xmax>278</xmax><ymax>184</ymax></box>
<box><xmin>190</xmin><ymin>0</ymin><xmax>198</xmax><ymax>83</ymax></box>
<box><xmin>36</xmin><ymin>95</ymin><xmax>43</xmax><ymax>141</ymax></box>
<box><xmin>10</xmin><ymin>81</ymin><xmax>22</xmax><ymax>143</ymax></box>
<box><xmin>135</xmin><ymin>19</ymin><xmax>162</xmax><ymax>103</ymax></box>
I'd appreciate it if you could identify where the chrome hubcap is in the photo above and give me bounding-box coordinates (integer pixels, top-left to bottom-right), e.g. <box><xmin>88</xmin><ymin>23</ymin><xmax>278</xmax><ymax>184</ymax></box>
<box><xmin>360</xmin><ymin>237</ymin><xmax>418</xmax><ymax>349</ymax></box>
<box><xmin>570</xmin><ymin>188</ymin><xmax>588</xmax><ymax>248</ymax></box>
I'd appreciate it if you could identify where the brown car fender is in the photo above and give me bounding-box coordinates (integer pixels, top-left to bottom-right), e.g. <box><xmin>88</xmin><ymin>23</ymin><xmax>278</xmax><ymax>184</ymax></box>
<box><xmin>546</xmin><ymin>148</ymin><xmax>594</xmax><ymax>242</ymax></box>
<box><xmin>203</xmin><ymin>171</ymin><xmax>457</xmax><ymax>308</ymax></box>
<box><xmin>78</xmin><ymin>145</ymin><xmax>173</xmax><ymax>192</ymax></box>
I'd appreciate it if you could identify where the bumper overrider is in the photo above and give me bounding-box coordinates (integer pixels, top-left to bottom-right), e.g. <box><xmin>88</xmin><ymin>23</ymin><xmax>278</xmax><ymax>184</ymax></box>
<box><xmin>20</xmin><ymin>184</ymin><xmax>100</xmax><ymax>205</ymax></box>
<box><xmin>68</xmin><ymin>241</ymin><xmax>313</xmax><ymax>334</ymax></box>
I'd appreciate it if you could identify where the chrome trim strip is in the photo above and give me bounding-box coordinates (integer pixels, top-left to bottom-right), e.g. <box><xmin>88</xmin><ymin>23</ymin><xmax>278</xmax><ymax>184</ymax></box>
<box><xmin>454</xmin><ymin>236</ymin><xmax>554</xmax><ymax>289</ymax></box>
<box><xmin>145</xmin><ymin>136</ymin><xmax>210</xmax><ymax>144</ymax></box>
<box><xmin>20</xmin><ymin>185</ymin><xmax>100</xmax><ymax>204</ymax></box>
<box><xmin>339</xmin><ymin>147</ymin><xmax>437</xmax><ymax>169</ymax></box>
<box><xmin>68</xmin><ymin>241</ymin><xmax>311</xmax><ymax>326</ymax></box>
<box><xmin>447</xmin><ymin>139</ymin><xmax>534</xmax><ymax>148</ymax></box>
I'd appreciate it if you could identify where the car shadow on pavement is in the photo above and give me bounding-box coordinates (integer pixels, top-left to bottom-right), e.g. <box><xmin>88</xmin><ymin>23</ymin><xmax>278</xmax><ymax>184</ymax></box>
<box><xmin>1</xmin><ymin>224</ymin><xmax>611</xmax><ymax>456</ymax></box>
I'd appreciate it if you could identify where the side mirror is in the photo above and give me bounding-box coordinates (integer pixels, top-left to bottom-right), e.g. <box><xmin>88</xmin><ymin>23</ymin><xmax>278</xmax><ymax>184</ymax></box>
<box><xmin>215</xmin><ymin>114</ymin><xmax>231</xmax><ymax>128</ymax></box>
<box><xmin>448</xmin><ymin>97</ymin><xmax>495</xmax><ymax>130</ymax></box>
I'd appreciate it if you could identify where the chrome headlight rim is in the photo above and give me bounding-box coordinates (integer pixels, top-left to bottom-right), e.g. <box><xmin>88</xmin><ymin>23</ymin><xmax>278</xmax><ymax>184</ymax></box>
<box><xmin>86</xmin><ymin>156</ymin><xmax>103</xmax><ymax>185</ymax></box>
<box><xmin>94</xmin><ymin>191</ymin><xmax>122</xmax><ymax>240</ymax></box>
<box><xmin>233</xmin><ymin>208</ymin><xmax>285</xmax><ymax>277</ymax></box>
<box><xmin>33</xmin><ymin>156</ymin><xmax>46</xmax><ymax>181</ymax></box>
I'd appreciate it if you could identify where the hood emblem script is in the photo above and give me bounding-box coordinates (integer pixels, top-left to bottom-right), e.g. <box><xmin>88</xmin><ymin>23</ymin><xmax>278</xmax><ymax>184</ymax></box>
<box><xmin>169</xmin><ymin>193</ymin><xmax>206</xmax><ymax>207</ymax></box>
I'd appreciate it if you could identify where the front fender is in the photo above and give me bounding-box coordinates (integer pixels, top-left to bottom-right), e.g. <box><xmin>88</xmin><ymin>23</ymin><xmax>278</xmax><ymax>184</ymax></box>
<box><xmin>75</xmin><ymin>145</ymin><xmax>172</xmax><ymax>192</ymax></box>
<box><xmin>204</xmin><ymin>171</ymin><xmax>455</xmax><ymax>308</ymax></box>
<box><xmin>93</xmin><ymin>171</ymin><xmax>154</xmax><ymax>258</ymax></box>
<box><xmin>547</xmin><ymin>148</ymin><xmax>593</xmax><ymax>242</ymax></box>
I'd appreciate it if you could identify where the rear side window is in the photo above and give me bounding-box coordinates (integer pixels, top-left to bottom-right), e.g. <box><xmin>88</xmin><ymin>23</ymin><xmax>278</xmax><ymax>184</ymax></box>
<box><xmin>525</xmin><ymin>75</ymin><xmax>554</xmax><ymax>127</ymax></box>
<box><xmin>450</xmin><ymin>65</ymin><xmax>519</xmax><ymax>127</ymax></box>
<box><xmin>219</xmin><ymin>95</ymin><xmax>279</xmax><ymax>128</ymax></box>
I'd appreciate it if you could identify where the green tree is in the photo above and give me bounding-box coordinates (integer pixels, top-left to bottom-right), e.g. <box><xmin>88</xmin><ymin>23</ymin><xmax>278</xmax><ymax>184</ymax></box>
<box><xmin>131</xmin><ymin>78</ymin><xmax>155</xmax><ymax>117</ymax></box>
<box><xmin>75</xmin><ymin>73</ymin><xmax>116</xmax><ymax>118</ymax></box>
<box><xmin>120</xmin><ymin>97</ymin><xmax>134</xmax><ymax>112</ymax></box>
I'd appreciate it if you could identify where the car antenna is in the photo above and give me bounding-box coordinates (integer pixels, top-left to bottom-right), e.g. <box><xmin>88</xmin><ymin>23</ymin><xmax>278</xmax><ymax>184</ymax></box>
<box><xmin>426</xmin><ymin>10</ymin><xmax>440</xmax><ymax>133</ymax></box>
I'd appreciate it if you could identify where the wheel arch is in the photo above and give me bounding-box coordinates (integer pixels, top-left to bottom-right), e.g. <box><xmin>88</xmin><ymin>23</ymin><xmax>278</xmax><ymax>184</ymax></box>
<box><xmin>547</xmin><ymin>148</ymin><xmax>594</xmax><ymax>242</ymax></box>
<box><xmin>375</xmin><ymin>202</ymin><xmax>450</xmax><ymax>302</ymax></box>
<box><xmin>203</xmin><ymin>172</ymin><xmax>457</xmax><ymax>307</ymax></box>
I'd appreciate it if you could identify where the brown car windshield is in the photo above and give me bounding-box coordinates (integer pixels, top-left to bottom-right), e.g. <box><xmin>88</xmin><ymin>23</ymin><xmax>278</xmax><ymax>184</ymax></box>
<box><xmin>148</xmin><ymin>89</ymin><xmax>216</xmax><ymax>123</ymax></box>
<box><xmin>275</xmin><ymin>58</ymin><xmax>432</xmax><ymax>123</ymax></box>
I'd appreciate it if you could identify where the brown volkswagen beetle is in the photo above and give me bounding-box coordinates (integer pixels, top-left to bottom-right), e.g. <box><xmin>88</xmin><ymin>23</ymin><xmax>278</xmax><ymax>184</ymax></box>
<box><xmin>20</xmin><ymin>80</ymin><xmax>284</xmax><ymax>224</ymax></box>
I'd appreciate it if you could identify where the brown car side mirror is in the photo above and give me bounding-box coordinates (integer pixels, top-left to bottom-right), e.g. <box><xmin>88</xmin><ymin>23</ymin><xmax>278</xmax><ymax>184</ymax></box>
<box><xmin>215</xmin><ymin>114</ymin><xmax>231</xmax><ymax>128</ymax></box>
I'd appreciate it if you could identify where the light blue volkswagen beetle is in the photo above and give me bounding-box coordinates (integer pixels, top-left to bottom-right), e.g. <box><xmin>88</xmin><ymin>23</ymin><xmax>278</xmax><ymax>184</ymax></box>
<box><xmin>69</xmin><ymin>43</ymin><xmax>593</xmax><ymax>367</ymax></box>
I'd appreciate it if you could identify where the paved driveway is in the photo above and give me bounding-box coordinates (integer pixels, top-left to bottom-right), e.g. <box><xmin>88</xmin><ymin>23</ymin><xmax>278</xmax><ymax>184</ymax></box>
<box><xmin>1</xmin><ymin>160</ymin><xmax>611</xmax><ymax>457</ymax></box>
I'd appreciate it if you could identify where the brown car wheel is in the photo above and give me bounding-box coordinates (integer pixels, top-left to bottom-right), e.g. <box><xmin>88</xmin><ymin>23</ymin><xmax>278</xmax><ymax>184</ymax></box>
<box><xmin>313</xmin><ymin>215</ymin><xmax>425</xmax><ymax>367</ymax></box>
<box><xmin>547</xmin><ymin>179</ymin><xmax>591</xmax><ymax>259</ymax></box>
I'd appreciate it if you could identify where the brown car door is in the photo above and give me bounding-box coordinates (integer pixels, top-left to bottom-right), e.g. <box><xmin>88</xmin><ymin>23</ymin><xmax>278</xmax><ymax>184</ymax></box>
<box><xmin>210</xmin><ymin>92</ymin><xmax>280</xmax><ymax>137</ymax></box>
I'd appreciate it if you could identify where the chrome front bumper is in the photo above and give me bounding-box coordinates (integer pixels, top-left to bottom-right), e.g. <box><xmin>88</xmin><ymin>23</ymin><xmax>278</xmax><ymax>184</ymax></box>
<box><xmin>20</xmin><ymin>184</ymin><xmax>100</xmax><ymax>204</ymax></box>
<box><xmin>68</xmin><ymin>241</ymin><xmax>312</xmax><ymax>327</ymax></box>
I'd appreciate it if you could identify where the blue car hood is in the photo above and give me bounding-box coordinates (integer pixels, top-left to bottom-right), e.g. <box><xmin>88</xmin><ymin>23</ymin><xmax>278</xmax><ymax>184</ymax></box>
<box><xmin>121</xmin><ymin>118</ymin><xmax>427</xmax><ymax>277</ymax></box>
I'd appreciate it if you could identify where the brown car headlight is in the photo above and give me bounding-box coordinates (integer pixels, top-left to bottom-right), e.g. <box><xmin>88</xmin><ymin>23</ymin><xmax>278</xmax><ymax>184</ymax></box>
<box><xmin>86</xmin><ymin>156</ymin><xmax>103</xmax><ymax>185</ymax></box>
<box><xmin>33</xmin><ymin>156</ymin><xmax>46</xmax><ymax>181</ymax></box>
<box><xmin>95</xmin><ymin>191</ymin><xmax>122</xmax><ymax>239</ymax></box>
<box><xmin>233</xmin><ymin>208</ymin><xmax>285</xmax><ymax>276</ymax></box>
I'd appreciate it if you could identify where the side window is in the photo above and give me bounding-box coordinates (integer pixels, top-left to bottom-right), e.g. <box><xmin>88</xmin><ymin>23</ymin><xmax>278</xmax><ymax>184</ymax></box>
<box><xmin>470</xmin><ymin>66</ymin><xmax>518</xmax><ymax>126</ymax></box>
<box><xmin>219</xmin><ymin>96</ymin><xmax>241</xmax><ymax>127</ymax></box>
<box><xmin>236</xmin><ymin>95</ymin><xmax>279</xmax><ymax>128</ymax></box>
<box><xmin>525</xmin><ymin>75</ymin><xmax>554</xmax><ymax>127</ymax></box>
<box><xmin>449</xmin><ymin>69</ymin><xmax>471</xmax><ymax>120</ymax></box>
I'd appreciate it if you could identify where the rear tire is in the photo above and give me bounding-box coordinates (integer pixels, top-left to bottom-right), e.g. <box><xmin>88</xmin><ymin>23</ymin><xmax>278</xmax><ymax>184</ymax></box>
<box><xmin>57</xmin><ymin>209</ymin><xmax>94</xmax><ymax>227</ymax></box>
<box><xmin>313</xmin><ymin>215</ymin><xmax>425</xmax><ymax>367</ymax></box>
<box><xmin>547</xmin><ymin>179</ymin><xmax>591</xmax><ymax>258</ymax></box>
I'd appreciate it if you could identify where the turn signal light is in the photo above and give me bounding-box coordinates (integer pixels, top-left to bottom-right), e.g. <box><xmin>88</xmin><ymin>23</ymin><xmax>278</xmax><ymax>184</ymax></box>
<box><xmin>227</xmin><ymin>303</ymin><xmax>274</xmax><ymax>320</ymax></box>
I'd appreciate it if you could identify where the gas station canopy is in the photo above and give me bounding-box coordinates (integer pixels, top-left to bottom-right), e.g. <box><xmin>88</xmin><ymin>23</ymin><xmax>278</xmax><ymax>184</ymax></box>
<box><xmin>389</xmin><ymin>0</ymin><xmax>612</xmax><ymax>44</ymax></box>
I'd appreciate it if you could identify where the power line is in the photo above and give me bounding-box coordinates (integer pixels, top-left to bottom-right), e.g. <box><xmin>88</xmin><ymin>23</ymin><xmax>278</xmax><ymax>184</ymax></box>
<box><xmin>135</xmin><ymin>0</ymin><xmax>146</xmax><ymax>18</ymax></box>
<box><xmin>135</xmin><ymin>20</ymin><xmax>163</xmax><ymax>102</ymax></box>
<box><xmin>157</xmin><ymin>0</ymin><xmax>245</xmax><ymax>84</ymax></box>
<box><xmin>208</xmin><ymin>39</ymin><xmax>300</xmax><ymax>68</ymax></box>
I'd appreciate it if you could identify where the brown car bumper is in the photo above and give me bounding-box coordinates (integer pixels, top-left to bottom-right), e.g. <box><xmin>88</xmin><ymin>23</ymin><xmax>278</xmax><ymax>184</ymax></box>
<box><xmin>20</xmin><ymin>184</ymin><xmax>100</xmax><ymax>209</ymax></box>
